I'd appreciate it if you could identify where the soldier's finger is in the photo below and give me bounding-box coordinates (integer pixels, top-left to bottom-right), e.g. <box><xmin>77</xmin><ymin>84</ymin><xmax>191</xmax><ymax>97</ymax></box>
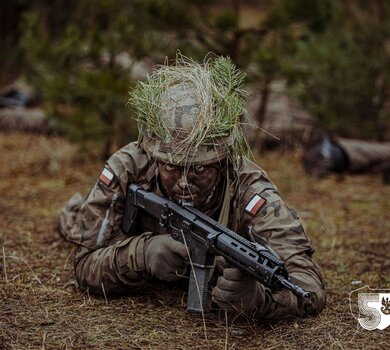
<box><xmin>212</xmin><ymin>286</ymin><xmax>228</xmax><ymax>302</ymax></box>
<box><xmin>166</xmin><ymin>238</ymin><xmax>188</xmax><ymax>259</ymax></box>
<box><xmin>223</xmin><ymin>267</ymin><xmax>245</xmax><ymax>281</ymax></box>
<box><xmin>211</xmin><ymin>288</ymin><xmax>236</xmax><ymax>310</ymax></box>
<box><xmin>215</xmin><ymin>256</ymin><xmax>230</xmax><ymax>273</ymax></box>
<box><xmin>169</xmin><ymin>254</ymin><xmax>188</xmax><ymax>270</ymax></box>
<box><xmin>217</xmin><ymin>276</ymin><xmax>243</xmax><ymax>291</ymax></box>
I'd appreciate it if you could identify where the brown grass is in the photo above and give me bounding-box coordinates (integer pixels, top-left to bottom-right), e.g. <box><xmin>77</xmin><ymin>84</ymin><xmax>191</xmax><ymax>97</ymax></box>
<box><xmin>1</xmin><ymin>132</ymin><xmax>389</xmax><ymax>349</ymax></box>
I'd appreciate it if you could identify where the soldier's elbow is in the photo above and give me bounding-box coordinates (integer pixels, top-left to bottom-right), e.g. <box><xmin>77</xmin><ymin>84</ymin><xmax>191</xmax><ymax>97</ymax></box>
<box><xmin>74</xmin><ymin>253</ymin><xmax>103</xmax><ymax>296</ymax></box>
<box><xmin>304</xmin><ymin>286</ymin><xmax>326</xmax><ymax>316</ymax></box>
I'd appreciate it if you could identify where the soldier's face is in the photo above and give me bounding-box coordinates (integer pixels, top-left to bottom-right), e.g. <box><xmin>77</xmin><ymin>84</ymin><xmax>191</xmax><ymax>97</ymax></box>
<box><xmin>158</xmin><ymin>162</ymin><xmax>221</xmax><ymax>209</ymax></box>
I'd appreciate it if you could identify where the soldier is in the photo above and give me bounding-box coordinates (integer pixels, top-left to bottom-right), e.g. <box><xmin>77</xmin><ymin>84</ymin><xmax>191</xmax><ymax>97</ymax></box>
<box><xmin>303</xmin><ymin>129</ymin><xmax>390</xmax><ymax>183</ymax></box>
<box><xmin>58</xmin><ymin>55</ymin><xmax>325</xmax><ymax>319</ymax></box>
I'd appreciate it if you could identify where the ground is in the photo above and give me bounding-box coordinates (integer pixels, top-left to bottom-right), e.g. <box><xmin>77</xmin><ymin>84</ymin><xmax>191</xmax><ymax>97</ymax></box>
<box><xmin>0</xmin><ymin>132</ymin><xmax>389</xmax><ymax>350</ymax></box>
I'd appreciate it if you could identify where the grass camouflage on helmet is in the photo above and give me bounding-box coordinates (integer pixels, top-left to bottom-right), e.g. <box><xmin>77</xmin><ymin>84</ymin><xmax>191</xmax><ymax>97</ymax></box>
<box><xmin>128</xmin><ymin>53</ymin><xmax>250</xmax><ymax>166</ymax></box>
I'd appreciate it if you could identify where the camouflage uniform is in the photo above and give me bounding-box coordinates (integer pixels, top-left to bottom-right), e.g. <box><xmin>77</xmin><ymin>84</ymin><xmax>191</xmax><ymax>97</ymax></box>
<box><xmin>60</xmin><ymin>141</ymin><xmax>326</xmax><ymax>319</ymax></box>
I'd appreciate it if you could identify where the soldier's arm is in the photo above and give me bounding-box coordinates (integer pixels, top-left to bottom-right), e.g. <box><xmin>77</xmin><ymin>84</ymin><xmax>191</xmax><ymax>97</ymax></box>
<box><xmin>72</xmin><ymin>147</ymin><xmax>152</xmax><ymax>296</ymax></box>
<box><xmin>239</xmin><ymin>184</ymin><xmax>326</xmax><ymax>319</ymax></box>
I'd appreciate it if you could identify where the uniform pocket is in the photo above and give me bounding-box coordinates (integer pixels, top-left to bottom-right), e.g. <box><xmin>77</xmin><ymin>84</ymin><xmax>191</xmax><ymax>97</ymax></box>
<box><xmin>96</xmin><ymin>194</ymin><xmax>118</xmax><ymax>245</ymax></box>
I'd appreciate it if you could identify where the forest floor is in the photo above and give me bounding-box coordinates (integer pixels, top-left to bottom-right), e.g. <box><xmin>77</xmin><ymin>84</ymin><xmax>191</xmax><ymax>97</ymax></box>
<box><xmin>1</xmin><ymin>132</ymin><xmax>389</xmax><ymax>350</ymax></box>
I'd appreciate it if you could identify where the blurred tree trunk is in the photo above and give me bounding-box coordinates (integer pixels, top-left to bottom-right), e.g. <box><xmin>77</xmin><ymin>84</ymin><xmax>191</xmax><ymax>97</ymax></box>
<box><xmin>255</xmin><ymin>75</ymin><xmax>272</xmax><ymax>127</ymax></box>
<box><xmin>0</xmin><ymin>1</ymin><xmax>24</xmax><ymax>85</ymax></box>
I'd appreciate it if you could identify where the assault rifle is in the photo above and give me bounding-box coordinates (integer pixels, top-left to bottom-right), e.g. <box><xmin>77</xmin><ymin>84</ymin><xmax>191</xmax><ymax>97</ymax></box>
<box><xmin>122</xmin><ymin>183</ymin><xmax>311</xmax><ymax>313</ymax></box>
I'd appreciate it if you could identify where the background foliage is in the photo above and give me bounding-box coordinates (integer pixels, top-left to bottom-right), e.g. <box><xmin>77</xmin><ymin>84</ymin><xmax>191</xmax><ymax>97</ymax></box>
<box><xmin>1</xmin><ymin>0</ymin><xmax>389</xmax><ymax>157</ymax></box>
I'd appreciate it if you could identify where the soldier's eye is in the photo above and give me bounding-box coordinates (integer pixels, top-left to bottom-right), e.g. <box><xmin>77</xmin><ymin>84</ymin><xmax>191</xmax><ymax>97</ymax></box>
<box><xmin>194</xmin><ymin>165</ymin><xmax>206</xmax><ymax>174</ymax></box>
<box><xmin>164</xmin><ymin>163</ymin><xmax>180</xmax><ymax>172</ymax></box>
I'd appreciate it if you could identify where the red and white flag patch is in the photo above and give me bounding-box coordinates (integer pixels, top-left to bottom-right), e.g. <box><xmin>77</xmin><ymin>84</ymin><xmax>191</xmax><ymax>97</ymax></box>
<box><xmin>99</xmin><ymin>168</ymin><xmax>114</xmax><ymax>186</ymax></box>
<box><xmin>245</xmin><ymin>194</ymin><xmax>266</xmax><ymax>216</ymax></box>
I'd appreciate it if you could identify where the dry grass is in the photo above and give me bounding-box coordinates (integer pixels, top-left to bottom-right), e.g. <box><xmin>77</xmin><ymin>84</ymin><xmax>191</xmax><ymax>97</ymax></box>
<box><xmin>129</xmin><ymin>55</ymin><xmax>248</xmax><ymax>166</ymax></box>
<box><xmin>1</xmin><ymin>132</ymin><xmax>389</xmax><ymax>349</ymax></box>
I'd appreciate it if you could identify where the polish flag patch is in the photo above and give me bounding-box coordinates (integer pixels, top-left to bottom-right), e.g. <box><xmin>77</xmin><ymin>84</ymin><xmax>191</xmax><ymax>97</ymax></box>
<box><xmin>245</xmin><ymin>194</ymin><xmax>266</xmax><ymax>216</ymax></box>
<box><xmin>99</xmin><ymin>168</ymin><xmax>114</xmax><ymax>186</ymax></box>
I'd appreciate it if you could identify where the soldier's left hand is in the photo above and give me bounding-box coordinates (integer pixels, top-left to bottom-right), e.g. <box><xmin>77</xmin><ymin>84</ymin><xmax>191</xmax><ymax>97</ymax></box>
<box><xmin>211</xmin><ymin>266</ymin><xmax>262</xmax><ymax>314</ymax></box>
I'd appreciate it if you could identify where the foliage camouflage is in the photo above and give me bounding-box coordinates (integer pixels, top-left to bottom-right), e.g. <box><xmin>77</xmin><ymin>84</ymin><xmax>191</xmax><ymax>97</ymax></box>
<box><xmin>128</xmin><ymin>54</ymin><xmax>249</xmax><ymax>164</ymax></box>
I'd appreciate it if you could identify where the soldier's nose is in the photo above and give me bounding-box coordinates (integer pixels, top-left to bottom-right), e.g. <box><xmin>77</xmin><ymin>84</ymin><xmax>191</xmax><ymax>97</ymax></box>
<box><xmin>177</xmin><ymin>176</ymin><xmax>189</xmax><ymax>189</ymax></box>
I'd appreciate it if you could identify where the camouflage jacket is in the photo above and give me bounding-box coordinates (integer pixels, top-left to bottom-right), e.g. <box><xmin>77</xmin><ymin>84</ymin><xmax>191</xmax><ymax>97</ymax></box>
<box><xmin>67</xmin><ymin>142</ymin><xmax>325</xmax><ymax>319</ymax></box>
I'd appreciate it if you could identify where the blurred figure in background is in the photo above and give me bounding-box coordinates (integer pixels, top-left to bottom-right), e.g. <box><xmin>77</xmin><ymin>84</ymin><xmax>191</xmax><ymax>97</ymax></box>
<box><xmin>303</xmin><ymin>129</ymin><xmax>390</xmax><ymax>183</ymax></box>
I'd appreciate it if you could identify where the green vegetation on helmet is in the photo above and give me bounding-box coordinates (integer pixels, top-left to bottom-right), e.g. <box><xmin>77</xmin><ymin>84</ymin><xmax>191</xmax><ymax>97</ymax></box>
<box><xmin>128</xmin><ymin>53</ymin><xmax>249</xmax><ymax>166</ymax></box>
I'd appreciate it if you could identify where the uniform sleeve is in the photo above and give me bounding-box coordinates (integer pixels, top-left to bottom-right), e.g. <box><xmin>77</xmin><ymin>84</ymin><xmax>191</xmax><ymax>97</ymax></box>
<box><xmin>72</xmin><ymin>151</ymin><xmax>152</xmax><ymax>297</ymax></box>
<box><xmin>239</xmin><ymin>181</ymin><xmax>326</xmax><ymax>319</ymax></box>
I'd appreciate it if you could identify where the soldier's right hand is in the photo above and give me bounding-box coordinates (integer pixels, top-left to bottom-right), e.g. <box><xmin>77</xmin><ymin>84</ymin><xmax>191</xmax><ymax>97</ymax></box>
<box><xmin>143</xmin><ymin>235</ymin><xmax>188</xmax><ymax>282</ymax></box>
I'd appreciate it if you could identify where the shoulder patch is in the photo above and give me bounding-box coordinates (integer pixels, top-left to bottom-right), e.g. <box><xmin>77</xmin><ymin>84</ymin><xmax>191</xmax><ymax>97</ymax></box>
<box><xmin>245</xmin><ymin>194</ymin><xmax>267</xmax><ymax>216</ymax></box>
<box><xmin>99</xmin><ymin>167</ymin><xmax>114</xmax><ymax>186</ymax></box>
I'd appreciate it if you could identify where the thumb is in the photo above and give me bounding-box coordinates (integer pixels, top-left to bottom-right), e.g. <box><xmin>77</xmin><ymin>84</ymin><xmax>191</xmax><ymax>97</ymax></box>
<box><xmin>166</xmin><ymin>237</ymin><xmax>188</xmax><ymax>259</ymax></box>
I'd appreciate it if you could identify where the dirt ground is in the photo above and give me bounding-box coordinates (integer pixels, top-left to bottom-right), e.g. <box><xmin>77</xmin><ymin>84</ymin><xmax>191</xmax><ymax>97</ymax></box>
<box><xmin>0</xmin><ymin>132</ymin><xmax>389</xmax><ymax>350</ymax></box>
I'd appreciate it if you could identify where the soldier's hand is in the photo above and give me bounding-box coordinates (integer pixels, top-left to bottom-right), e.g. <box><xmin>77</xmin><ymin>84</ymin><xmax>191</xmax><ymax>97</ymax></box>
<box><xmin>143</xmin><ymin>235</ymin><xmax>188</xmax><ymax>282</ymax></box>
<box><xmin>211</xmin><ymin>261</ymin><xmax>262</xmax><ymax>314</ymax></box>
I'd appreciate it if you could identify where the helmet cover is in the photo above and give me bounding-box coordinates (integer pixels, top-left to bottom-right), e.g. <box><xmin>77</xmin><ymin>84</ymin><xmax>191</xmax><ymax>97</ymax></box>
<box><xmin>129</xmin><ymin>54</ymin><xmax>249</xmax><ymax>166</ymax></box>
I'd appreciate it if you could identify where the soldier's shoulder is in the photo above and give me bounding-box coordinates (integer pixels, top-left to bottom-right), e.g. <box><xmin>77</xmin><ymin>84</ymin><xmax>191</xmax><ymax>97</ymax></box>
<box><xmin>236</xmin><ymin>157</ymin><xmax>276</xmax><ymax>191</ymax></box>
<box><xmin>106</xmin><ymin>141</ymin><xmax>150</xmax><ymax>177</ymax></box>
<box><xmin>234</xmin><ymin>156</ymin><xmax>281</xmax><ymax>212</ymax></box>
<box><xmin>238</xmin><ymin>157</ymin><xmax>269</xmax><ymax>176</ymax></box>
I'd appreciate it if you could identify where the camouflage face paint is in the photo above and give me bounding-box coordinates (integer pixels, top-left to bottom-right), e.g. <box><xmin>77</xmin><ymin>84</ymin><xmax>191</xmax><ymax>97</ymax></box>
<box><xmin>157</xmin><ymin>161</ymin><xmax>221</xmax><ymax>209</ymax></box>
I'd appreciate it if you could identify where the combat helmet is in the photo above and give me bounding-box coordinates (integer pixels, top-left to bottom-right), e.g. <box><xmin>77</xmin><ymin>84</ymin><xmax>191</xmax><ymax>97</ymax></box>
<box><xmin>128</xmin><ymin>54</ymin><xmax>249</xmax><ymax>167</ymax></box>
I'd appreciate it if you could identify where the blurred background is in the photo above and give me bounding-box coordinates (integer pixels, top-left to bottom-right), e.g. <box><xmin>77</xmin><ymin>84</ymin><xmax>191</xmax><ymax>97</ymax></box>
<box><xmin>1</xmin><ymin>0</ymin><xmax>389</xmax><ymax>160</ymax></box>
